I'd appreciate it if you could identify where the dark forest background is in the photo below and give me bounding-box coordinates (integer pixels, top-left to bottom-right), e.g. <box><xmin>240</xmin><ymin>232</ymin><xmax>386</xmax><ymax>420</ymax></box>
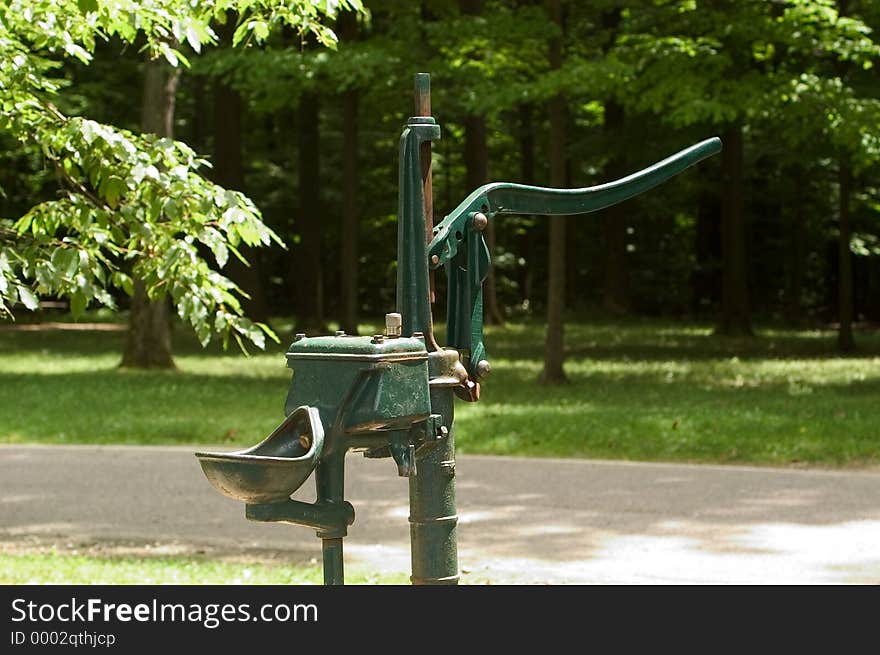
<box><xmin>3</xmin><ymin>0</ymin><xmax>879</xmax><ymax>361</ymax></box>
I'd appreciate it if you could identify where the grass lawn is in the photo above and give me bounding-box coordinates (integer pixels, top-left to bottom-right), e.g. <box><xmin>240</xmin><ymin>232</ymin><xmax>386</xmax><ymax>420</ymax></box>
<box><xmin>0</xmin><ymin>548</ymin><xmax>406</xmax><ymax>584</ymax></box>
<box><xmin>1</xmin><ymin>313</ymin><xmax>879</xmax><ymax>467</ymax></box>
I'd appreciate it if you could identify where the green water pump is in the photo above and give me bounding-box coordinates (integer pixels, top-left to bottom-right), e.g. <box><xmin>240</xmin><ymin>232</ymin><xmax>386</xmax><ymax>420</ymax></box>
<box><xmin>195</xmin><ymin>73</ymin><xmax>721</xmax><ymax>585</ymax></box>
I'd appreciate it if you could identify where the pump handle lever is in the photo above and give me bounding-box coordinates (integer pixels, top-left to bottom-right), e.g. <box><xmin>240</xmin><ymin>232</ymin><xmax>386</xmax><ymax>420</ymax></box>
<box><xmin>428</xmin><ymin>137</ymin><xmax>721</xmax><ymax>267</ymax></box>
<box><xmin>428</xmin><ymin>137</ymin><xmax>722</xmax><ymax>387</ymax></box>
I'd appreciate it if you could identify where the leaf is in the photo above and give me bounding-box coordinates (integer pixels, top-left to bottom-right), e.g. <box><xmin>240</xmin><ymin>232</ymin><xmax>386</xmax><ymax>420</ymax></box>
<box><xmin>164</xmin><ymin>198</ymin><xmax>181</xmax><ymax>221</ymax></box>
<box><xmin>35</xmin><ymin>262</ymin><xmax>54</xmax><ymax>290</ymax></box>
<box><xmin>236</xmin><ymin>218</ymin><xmax>262</xmax><ymax>246</ymax></box>
<box><xmin>195</xmin><ymin>321</ymin><xmax>212</xmax><ymax>347</ymax></box>
<box><xmin>77</xmin><ymin>0</ymin><xmax>98</xmax><ymax>15</ymax></box>
<box><xmin>252</xmin><ymin>21</ymin><xmax>269</xmax><ymax>42</ymax></box>
<box><xmin>186</xmin><ymin>25</ymin><xmax>202</xmax><ymax>53</ymax></box>
<box><xmin>256</xmin><ymin>322</ymin><xmax>281</xmax><ymax>344</ymax></box>
<box><xmin>70</xmin><ymin>290</ymin><xmax>87</xmax><ymax>318</ymax></box>
<box><xmin>198</xmin><ymin>227</ymin><xmax>229</xmax><ymax>268</ymax></box>
<box><xmin>15</xmin><ymin>285</ymin><xmax>39</xmax><ymax>310</ymax></box>
<box><xmin>51</xmin><ymin>248</ymin><xmax>79</xmax><ymax>280</ymax></box>
<box><xmin>94</xmin><ymin>289</ymin><xmax>114</xmax><ymax>308</ymax></box>
<box><xmin>80</xmin><ymin>120</ymin><xmax>97</xmax><ymax>144</ymax></box>
<box><xmin>100</xmin><ymin>176</ymin><xmax>126</xmax><ymax>208</ymax></box>
<box><xmin>232</xmin><ymin>22</ymin><xmax>251</xmax><ymax>47</ymax></box>
<box><xmin>114</xmin><ymin>272</ymin><xmax>134</xmax><ymax>296</ymax></box>
<box><xmin>131</xmin><ymin>163</ymin><xmax>161</xmax><ymax>186</ymax></box>
<box><xmin>213</xmin><ymin>241</ymin><xmax>228</xmax><ymax>268</ymax></box>
<box><xmin>159</xmin><ymin>42</ymin><xmax>179</xmax><ymax>67</ymax></box>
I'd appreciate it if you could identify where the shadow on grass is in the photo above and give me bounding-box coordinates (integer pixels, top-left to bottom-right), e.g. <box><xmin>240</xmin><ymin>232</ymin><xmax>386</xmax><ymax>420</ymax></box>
<box><xmin>2</xmin><ymin>318</ymin><xmax>879</xmax><ymax>464</ymax></box>
<box><xmin>488</xmin><ymin>323</ymin><xmax>880</xmax><ymax>362</ymax></box>
<box><xmin>4</xmin><ymin>316</ymin><xmax>879</xmax><ymax>362</ymax></box>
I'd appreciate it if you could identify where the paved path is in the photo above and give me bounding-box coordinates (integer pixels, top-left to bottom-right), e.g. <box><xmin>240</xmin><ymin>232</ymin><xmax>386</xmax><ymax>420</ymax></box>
<box><xmin>2</xmin><ymin>445</ymin><xmax>879</xmax><ymax>584</ymax></box>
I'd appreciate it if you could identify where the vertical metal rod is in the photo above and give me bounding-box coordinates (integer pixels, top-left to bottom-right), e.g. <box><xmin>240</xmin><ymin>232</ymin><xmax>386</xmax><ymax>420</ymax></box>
<box><xmin>398</xmin><ymin>75</ymin><xmax>440</xmax><ymax>344</ymax></box>
<box><xmin>322</xmin><ymin>538</ymin><xmax>345</xmax><ymax>585</ymax></box>
<box><xmin>415</xmin><ymin>73</ymin><xmax>434</xmax><ymax>300</ymax></box>
<box><xmin>316</xmin><ymin>452</ymin><xmax>346</xmax><ymax>585</ymax></box>
<box><xmin>414</xmin><ymin>73</ymin><xmax>439</xmax><ymax>351</ymax></box>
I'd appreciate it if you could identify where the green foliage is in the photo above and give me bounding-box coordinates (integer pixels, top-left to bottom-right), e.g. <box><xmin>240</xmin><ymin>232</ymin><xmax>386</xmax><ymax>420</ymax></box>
<box><xmin>0</xmin><ymin>0</ymin><xmax>363</xmax><ymax>350</ymax></box>
<box><xmin>5</xmin><ymin>114</ymin><xmax>286</xmax><ymax>347</ymax></box>
<box><xmin>613</xmin><ymin>0</ymin><xmax>880</xmax><ymax>159</ymax></box>
<box><xmin>424</xmin><ymin>4</ymin><xmax>558</xmax><ymax>113</ymax></box>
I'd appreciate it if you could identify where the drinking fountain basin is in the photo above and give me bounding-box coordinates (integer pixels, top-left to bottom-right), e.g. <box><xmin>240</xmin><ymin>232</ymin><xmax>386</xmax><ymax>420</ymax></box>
<box><xmin>195</xmin><ymin>405</ymin><xmax>324</xmax><ymax>504</ymax></box>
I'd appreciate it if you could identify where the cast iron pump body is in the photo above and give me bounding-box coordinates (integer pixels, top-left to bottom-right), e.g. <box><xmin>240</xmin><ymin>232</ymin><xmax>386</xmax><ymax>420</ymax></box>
<box><xmin>196</xmin><ymin>73</ymin><xmax>721</xmax><ymax>585</ymax></box>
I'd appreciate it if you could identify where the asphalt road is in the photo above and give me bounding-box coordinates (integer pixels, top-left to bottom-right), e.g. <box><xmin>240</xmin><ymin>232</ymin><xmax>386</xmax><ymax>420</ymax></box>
<box><xmin>2</xmin><ymin>445</ymin><xmax>879</xmax><ymax>584</ymax></box>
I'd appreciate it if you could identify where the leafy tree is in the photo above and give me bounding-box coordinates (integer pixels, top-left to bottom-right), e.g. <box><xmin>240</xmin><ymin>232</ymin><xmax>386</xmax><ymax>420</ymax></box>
<box><xmin>749</xmin><ymin>0</ymin><xmax>880</xmax><ymax>347</ymax></box>
<box><xmin>122</xmin><ymin>51</ymin><xmax>180</xmax><ymax>368</ymax></box>
<box><xmin>0</xmin><ymin>0</ymin><xmax>361</xmax><ymax>361</ymax></box>
<box><xmin>610</xmin><ymin>0</ymin><xmax>880</xmax><ymax>336</ymax></box>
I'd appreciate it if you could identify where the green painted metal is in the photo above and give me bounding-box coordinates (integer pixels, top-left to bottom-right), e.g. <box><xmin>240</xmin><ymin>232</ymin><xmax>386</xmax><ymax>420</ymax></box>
<box><xmin>322</xmin><ymin>538</ymin><xmax>345</xmax><ymax>586</ymax></box>
<box><xmin>397</xmin><ymin>117</ymin><xmax>441</xmax><ymax>342</ymax></box>
<box><xmin>428</xmin><ymin>137</ymin><xmax>723</xmax><ymax>379</ymax></box>
<box><xmin>285</xmin><ymin>334</ymin><xmax>430</xmax><ymax>435</ymax></box>
<box><xmin>197</xmin><ymin>329</ymin><xmax>433</xmax><ymax>585</ymax></box>
<box><xmin>428</xmin><ymin>137</ymin><xmax>722</xmax><ymax>267</ymax></box>
<box><xmin>314</xmin><ymin>452</ymin><xmax>347</xmax><ymax>585</ymax></box>
<box><xmin>195</xmin><ymin>406</ymin><xmax>324</xmax><ymax>504</ymax></box>
<box><xmin>409</xmin><ymin>350</ymin><xmax>464</xmax><ymax>584</ymax></box>
<box><xmin>246</xmin><ymin>498</ymin><xmax>355</xmax><ymax>533</ymax></box>
<box><xmin>414</xmin><ymin>72</ymin><xmax>430</xmax><ymax>107</ymax></box>
<box><xmin>444</xmin><ymin>223</ymin><xmax>491</xmax><ymax>384</ymax></box>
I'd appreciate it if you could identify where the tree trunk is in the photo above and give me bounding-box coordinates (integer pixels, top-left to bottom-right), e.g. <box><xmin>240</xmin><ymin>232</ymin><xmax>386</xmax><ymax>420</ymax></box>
<box><xmin>716</xmin><ymin>124</ymin><xmax>752</xmax><ymax>336</ymax></box>
<box><xmin>518</xmin><ymin>105</ymin><xmax>536</xmax><ymax>307</ymax></box>
<box><xmin>121</xmin><ymin>56</ymin><xmax>178</xmax><ymax>369</ymax></box>
<box><xmin>190</xmin><ymin>74</ymin><xmax>206</xmax><ymax>151</ymax></box>
<box><xmin>463</xmin><ymin>113</ymin><xmax>504</xmax><ymax>325</ymax></box>
<box><xmin>294</xmin><ymin>92</ymin><xmax>325</xmax><ymax>332</ymax></box>
<box><xmin>784</xmin><ymin>166</ymin><xmax>805</xmax><ymax>324</ymax></box>
<box><xmin>339</xmin><ymin>12</ymin><xmax>359</xmax><ymax>334</ymax></box>
<box><xmin>212</xmin><ymin>71</ymin><xmax>269</xmax><ymax>323</ymax></box>
<box><xmin>565</xmin><ymin>155</ymin><xmax>581</xmax><ymax>309</ymax></box>
<box><xmin>459</xmin><ymin>0</ymin><xmax>502</xmax><ymax>325</ymax></box>
<box><xmin>834</xmin><ymin>0</ymin><xmax>854</xmax><ymax>350</ymax></box>
<box><xmin>212</xmin><ymin>18</ymin><xmax>269</xmax><ymax>323</ymax></box>
<box><xmin>602</xmin><ymin>101</ymin><xmax>629</xmax><ymax>315</ymax></box>
<box><xmin>837</xmin><ymin>159</ymin><xmax>855</xmax><ymax>352</ymax></box>
<box><xmin>541</xmin><ymin>0</ymin><xmax>568</xmax><ymax>384</ymax></box>
<box><xmin>692</xmin><ymin>188</ymin><xmax>721</xmax><ymax>315</ymax></box>
<box><xmin>340</xmin><ymin>88</ymin><xmax>359</xmax><ymax>333</ymax></box>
